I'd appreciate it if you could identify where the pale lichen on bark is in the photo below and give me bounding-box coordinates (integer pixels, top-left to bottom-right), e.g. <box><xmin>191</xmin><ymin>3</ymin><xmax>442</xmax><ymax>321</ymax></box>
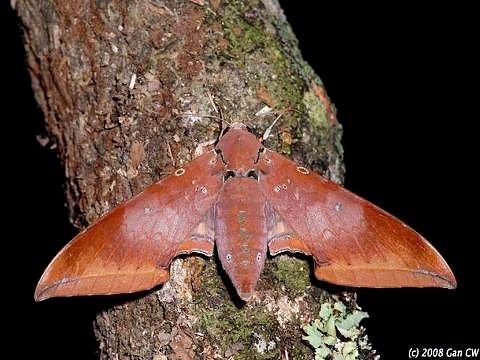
<box><xmin>16</xmin><ymin>0</ymin><xmax>375</xmax><ymax>358</ymax></box>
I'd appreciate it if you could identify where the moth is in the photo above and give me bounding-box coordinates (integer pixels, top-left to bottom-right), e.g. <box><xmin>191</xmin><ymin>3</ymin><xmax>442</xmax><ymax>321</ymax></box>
<box><xmin>35</xmin><ymin>123</ymin><xmax>456</xmax><ymax>301</ymax></box>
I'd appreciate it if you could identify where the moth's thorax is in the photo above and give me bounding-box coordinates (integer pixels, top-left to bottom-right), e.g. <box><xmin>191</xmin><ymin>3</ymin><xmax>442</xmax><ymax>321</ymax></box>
<box><xmin>216</xmin><ymin>127</ymin><xmax>263</xmax><ymax>173</ymax></box>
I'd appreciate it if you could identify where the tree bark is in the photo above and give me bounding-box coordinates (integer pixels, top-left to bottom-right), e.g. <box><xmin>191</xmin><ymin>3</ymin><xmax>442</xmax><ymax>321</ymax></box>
<box><xmin>16</xmin><ymin>0</ymin><xmax>375</xmax><ymax>358</ymax></box>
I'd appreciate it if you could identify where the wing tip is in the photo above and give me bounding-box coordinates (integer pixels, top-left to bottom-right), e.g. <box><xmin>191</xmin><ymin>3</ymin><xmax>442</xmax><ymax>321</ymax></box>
<box><xmin>445</xmin><ymin>282</ymin><xmax>457</xmax><ymax>290</ymax></box>
<box><xmin>434</xmin><ymin>271</ymin><xmax>457</xmax><ymax>290</ymax></box>
<box><xmin>414</xmin><ymin>265</ymin><xmax>457</xmax><ymax>289</ymax></box>
<box><xmin>448</xmin><ymin>275</ymin><xmax>457</xmax><ymax>289</ymax></box>
<box><xmin>34</xmin><ymin>271</ymin><xmax>55</xmax><ymax>302</ymax></box>
<box><xmin>34</xmin><ymin>293</ymin><xmax>50</xmax><ymax>302</ymax></box>
<box><xmin>34</xmin><ymin>284</ymin><xmax>54</xmax><ymax>302</ymax></box>
<box><xmin>34</xmin><ymin>290</ymin><xmax>47</xmax><ymax>302</ymax></box>
<box><xmin>34</xmin><ymin>278</ymin><xmax>68</xmax><ymax>302</ymax></box>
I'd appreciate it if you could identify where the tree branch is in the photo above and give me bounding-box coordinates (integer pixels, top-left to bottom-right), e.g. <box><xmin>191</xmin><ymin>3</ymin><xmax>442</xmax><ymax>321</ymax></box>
<box><xmin>16</xmin><ymin>0</ymin><xmax>375</xmax><ymax>358</ymax></box>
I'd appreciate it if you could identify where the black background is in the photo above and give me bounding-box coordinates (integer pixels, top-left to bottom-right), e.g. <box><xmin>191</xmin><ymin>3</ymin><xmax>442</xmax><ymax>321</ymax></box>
<box><xmin>3</xmin><ymin>2</ymin><xmax>477</xmax><ymax>359</ymax></box>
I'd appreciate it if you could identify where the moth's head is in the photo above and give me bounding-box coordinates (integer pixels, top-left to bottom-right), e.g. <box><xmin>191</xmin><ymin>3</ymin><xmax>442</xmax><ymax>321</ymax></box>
<box><xmin>216</xmin><ymin>124</ymin><xmax>263</xmax><ymax>173</ymax></box>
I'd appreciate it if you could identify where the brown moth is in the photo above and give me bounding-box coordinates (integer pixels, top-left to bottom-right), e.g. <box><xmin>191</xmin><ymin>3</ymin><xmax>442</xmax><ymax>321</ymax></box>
<box><xmin>35</xmin><ymin>123</ymin><xmax>456</xmax><ymax>301</ymax></box>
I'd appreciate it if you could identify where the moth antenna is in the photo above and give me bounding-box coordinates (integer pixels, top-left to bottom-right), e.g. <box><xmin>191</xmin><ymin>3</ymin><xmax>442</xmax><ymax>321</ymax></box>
<box><xmin>164</xmin><ymin>137</ymin><xmax>175</xmax><ymax>167</ymax></box>
<box><xmin>216</xmin><ymin>106</ymin><xmax>238</xmax><ymax>139</ymax></box>
<box><xmin>262</xmin><ymin>110</ymin><xmax>286</xmax><ymax>141</ymax></box>
<box><xmin>205</xmin><ymin>88</ymin><xmax>219</xmax><ymax>114</ymax></box>
<box><xmin>218</xmin><ymin>117</ymin><xmax>230</xmax><ymax>139</ymax></box>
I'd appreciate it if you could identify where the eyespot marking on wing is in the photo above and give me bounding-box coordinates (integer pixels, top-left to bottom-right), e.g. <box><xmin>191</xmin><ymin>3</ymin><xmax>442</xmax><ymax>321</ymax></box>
<box><xmin>175</xmin><ymin>168</ymin><xmax>185</xmax><ymax>176</ymax></box>
<box><xmin>296</xmin><ymin>166</ymin><xmax>309</xmax><ymax>175</ymax></box>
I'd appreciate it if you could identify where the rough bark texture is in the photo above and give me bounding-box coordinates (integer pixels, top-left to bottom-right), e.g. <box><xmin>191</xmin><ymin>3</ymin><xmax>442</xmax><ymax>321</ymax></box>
<box><xmin>16</xmin><ymin>0</ymin><xmax>376</xmax><ymax>358</ymax></box>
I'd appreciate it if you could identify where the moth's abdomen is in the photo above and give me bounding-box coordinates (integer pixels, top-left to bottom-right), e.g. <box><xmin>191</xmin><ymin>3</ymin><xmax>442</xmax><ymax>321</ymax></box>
<box><xmin>215</xmin><ymin>178</ymin><xmax>268</xmax><ymax>300</ymax></box>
